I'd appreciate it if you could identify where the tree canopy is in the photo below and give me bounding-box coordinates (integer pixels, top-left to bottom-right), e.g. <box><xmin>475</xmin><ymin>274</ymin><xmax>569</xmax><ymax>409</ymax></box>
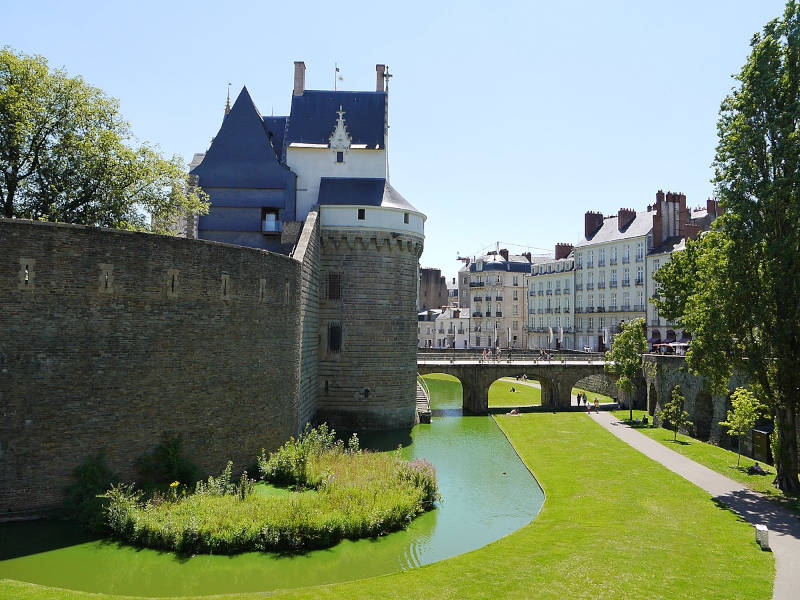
<box><xmin>0</xmin><ymin>47</ymin><xmax>207</xmax><ymax>232</ymax></box>
<box><xmin>604</xmin><ymin>317</ymin><xmax>647</xmax><ymax>419</ymax></box>
<box><xmin>653</xmin><ymin>1</ymin><xmax>800</xmax><ymax>492</ymax></box>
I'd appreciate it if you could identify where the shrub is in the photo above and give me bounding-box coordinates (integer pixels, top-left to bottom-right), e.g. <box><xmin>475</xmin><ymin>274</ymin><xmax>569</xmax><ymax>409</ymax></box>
<box><xmin>104</xmin><ymin>425</ymin><xmax>439</xmax><ymax>554</ymax></box>
<box><xmin>135</xmin><ymin>434</ymin><xmax>200</xmax><ymax>490</ymax></box>
<box><xmin>63</xmin><ymin>452</ymin><xmax>119</xmax><ymax>532</ymax></box>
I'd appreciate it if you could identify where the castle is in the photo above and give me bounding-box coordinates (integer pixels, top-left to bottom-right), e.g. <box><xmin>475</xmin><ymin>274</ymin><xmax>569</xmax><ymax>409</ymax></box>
<box><xmin>0</xmin><ymin>62</ymin><xmax>425</xmax><ymax>518</ymax></box>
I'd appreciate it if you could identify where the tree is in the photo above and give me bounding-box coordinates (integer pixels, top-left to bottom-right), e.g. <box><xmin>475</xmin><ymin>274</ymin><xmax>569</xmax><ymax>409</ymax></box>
<box><xmin>653</xmin><ymin>1</ymin><xmax>800</xmax><ymax>493</ymax></box>
<box><xmin>605</xmin><ymin>317</ymin><xmax>647</xmax><ymax>421</ymax></box>
<box><xmin>719</xmin><ymin>387</ymin><xmax>765</xmax><ymax>466</ymax></box>
<box><xmin>0</xmin><ymin>47</ymin><xmax>207</xmax><ymax>232</ymax></box>
<box><xmin>660</xmin><ymin>386</ymin><xmax>693</xmax><ymax>443</ymax></box>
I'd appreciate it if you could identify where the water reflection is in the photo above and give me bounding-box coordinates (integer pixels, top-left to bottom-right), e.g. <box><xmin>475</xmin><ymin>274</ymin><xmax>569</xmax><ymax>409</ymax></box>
<box><xmin>0</xmin><ymin>375</ymin><xmax>543</xmax><ymax>597</ymax></box>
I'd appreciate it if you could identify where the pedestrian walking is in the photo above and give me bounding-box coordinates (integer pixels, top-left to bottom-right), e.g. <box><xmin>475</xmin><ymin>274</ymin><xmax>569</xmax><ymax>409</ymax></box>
<box><xmin>594</xmin><ymin>398</ymin><xmax>599</xmax><ymax>413</ymax></box>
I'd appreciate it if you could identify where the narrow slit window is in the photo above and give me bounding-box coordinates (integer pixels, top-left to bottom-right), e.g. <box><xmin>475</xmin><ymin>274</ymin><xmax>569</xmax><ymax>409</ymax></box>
<box><xmin>336</xmin><ymin>151</ymin><xmax>344</xmax><ymax>163</ymax></box>
<box><xmin>357</xmin><ymin>208</ymin><xmax>365</xmax><ymax>220</ymax></box>
<box><xmin>24</xmin><ymin>266</ymin><xmax>29</xmax><ymax>284</ymax></box>
<box><xmin>328</xmin><ymin>323</ymin><xmax>342</xmax><ymax>353</ymax></box>
<box><xmin>403</xmin><ymin>212</ymin><xmax>409</xmax><ymax>224</ymax></box>
<box><xmin>327</xmin><ymin>272</ymin><xmax>341</xmax><ymax>300</ymax></box>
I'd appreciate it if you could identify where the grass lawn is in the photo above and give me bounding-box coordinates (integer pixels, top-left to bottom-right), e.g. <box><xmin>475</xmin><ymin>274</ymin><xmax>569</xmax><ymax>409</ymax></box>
<box><xmin>611</xmin><ymin>410</ymin><xmax>800</xmax><ymax>515</ymax></box>
<box><xmin>1</xmin><ymin>413</ymin><xmax>773</xmax><ymax>599</ymax></box>
<box><xmin>488</xmin><ymin>378</ymin><xmax>541</xmax><ymax>407</ymax></box>
<box><xmin>573</xmin><ymin>387</ymin><xmax>614</xmax><ymax>404</ymax></box>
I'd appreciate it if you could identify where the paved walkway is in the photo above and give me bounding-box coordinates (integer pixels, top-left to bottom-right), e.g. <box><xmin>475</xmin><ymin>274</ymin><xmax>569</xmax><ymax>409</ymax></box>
<box><xmin>592</xmin><ymin>411</ymin><xmax>800</xmax><ymax>600</ymax></box>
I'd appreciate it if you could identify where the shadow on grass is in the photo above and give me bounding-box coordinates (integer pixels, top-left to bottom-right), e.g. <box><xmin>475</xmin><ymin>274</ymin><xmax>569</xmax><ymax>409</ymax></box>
<box><xmin>0</xmin><ymin>519</ymin><xmax>100</xmax><ymax>560</ymax></box>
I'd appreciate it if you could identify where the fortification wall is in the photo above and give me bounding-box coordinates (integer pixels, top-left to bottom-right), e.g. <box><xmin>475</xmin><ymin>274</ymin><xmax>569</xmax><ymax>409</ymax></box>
<box><xmin>317</xmin><ymin>230</ymin><xmax>424</xmax><ymax>430</ymax></box>
<box><xmin>0</xmin><ymin>219</ymin><xmax>302</xmax><ymax>519</ymax></box>
<box><xmin>293</xmin><ymin>209</ymin><xmax>321</xmax><ymax>429</ymax></box>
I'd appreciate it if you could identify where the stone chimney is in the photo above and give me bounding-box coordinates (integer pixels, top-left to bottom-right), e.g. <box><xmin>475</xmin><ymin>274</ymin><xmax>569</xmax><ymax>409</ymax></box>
<box><xmin>522</xmin><ymin>252</ymin><xmax>532</xmax><ymax>263</ymax></box>
<box><xmin>376</xmin><ymin>64</ymin><xmax>386</xmax><ymax>92</ymax></box>
<box><xmin>499</xmin><ymin>248</ymin><xmax>509</xmax><ymax>261</ymax></box>
<box><xmin>617</xmin><ymin>208</ymin><xmax>636</xmax><ymax>231</ymax></box>
<box><xmin>585</xmin><ymin>211</ymin><xmax>603</xmax><ymax>239</ymax></box>
<box><xmin>555</xmin><ymin>243</ymin><xmax>573</xmax><ymax>260</ymax></box>
<box><xmin>706</xmin><ymin>198</ymin><xmax>720</xmax><ymax>217</ymax></box>
<box><xmin>293</xmin><ymin>61</ymin><xmax>306</xmax><ymax>96</ymax></box>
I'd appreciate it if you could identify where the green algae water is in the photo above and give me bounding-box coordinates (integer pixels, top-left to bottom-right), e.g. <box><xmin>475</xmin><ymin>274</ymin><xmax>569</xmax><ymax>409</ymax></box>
<box><xmin>0</xmin><ymin>375</ymin><xmax>544</xmax><ymax>597</ymax></box>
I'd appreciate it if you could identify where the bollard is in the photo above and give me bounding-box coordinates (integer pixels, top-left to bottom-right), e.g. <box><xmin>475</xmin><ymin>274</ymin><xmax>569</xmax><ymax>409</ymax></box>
<box><xmin>755</xmin><ymin>524</ymin><xmax>770</xmax><ymax>550</ymax></box>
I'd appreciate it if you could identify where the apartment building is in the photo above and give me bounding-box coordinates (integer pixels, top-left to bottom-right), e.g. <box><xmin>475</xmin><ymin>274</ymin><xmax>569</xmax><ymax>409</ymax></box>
<box><xmin>466</xmin><ymin>249</ymin><xmax>532</xmax><ymax>349</ymax></box>
<box><xmin>525</xmin><ymin>243</ymin><xmax>575</xmax><ymax>350</ymax></box>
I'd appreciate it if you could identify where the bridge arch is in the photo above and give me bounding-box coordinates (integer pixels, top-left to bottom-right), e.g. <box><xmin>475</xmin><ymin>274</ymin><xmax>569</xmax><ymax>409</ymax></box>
<box><xmin>417</xmin><ymin>359</ymin><xmax>609</xmax><ymax>413</ymax></box>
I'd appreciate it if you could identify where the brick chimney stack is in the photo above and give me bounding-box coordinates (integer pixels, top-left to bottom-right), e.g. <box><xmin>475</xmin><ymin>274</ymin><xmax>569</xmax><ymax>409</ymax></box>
<box><xmin>585</xmin><ymin>211</ymin><xmax>603</xmax><ymax>239</ymax></box>
<box><xmin>293</xmin><ymin>61</ymin><xmax>306</xmax><ymax>96</ymax></box>
<box><xmin>376</xmin><ymin>64</ymin><xmax>386</xmax><ymax>92</ymax></box>
<box><xmin>617</xmin><ymin>208</ymin><xmax>636</xmax><ymax>231</ymax></box>
<box><xmin>522</xmin><ymin>252</ymin><xmax>532</xmax><ymax>262</ymax></box>
<box><xmin>499</xmin><ymin>248</ymin><xmax>509</xmax><ymax>261</ymax></box>
<box><xmin>555</xmin><ymin>243</ymin><xmax>573</xmax><ymax>260</ymax></box>
<box><xmin>706</xmin><ymin>198</ymin><xmax>720</xmax><ymax>217</ymax></box>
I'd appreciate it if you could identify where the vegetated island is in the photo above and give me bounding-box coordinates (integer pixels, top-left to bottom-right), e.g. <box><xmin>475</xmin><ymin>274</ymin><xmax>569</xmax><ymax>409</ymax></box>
<box><xmin>103</xmin><ymin>425</ymin><xmax>440</xmax><ymax>554</ymax></box>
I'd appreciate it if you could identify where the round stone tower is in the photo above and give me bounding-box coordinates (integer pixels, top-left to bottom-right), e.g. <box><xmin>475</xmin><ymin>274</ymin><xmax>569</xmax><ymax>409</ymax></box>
<box><xmin>316</xmin><ymin>186</ymin><xmax>425</xmax><ymax>430</ymax></box>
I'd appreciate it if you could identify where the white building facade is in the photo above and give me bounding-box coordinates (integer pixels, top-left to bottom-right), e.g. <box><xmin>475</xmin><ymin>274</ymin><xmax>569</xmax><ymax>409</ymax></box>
<box><xmin>525</xmin><ymin>243</ymin><xmax>575</xmax><ymax>350</ymax></box>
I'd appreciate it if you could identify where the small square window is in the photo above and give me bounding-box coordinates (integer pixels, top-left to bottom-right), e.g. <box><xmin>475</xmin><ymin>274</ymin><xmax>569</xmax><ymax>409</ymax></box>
<box><xmin>357</xmin><ymin>208</ymin><xmax>365</xmax><ymax>220</ymax></box>
<box><xmin>403</xmin><ymin>212</ymin><xmax>409</xmax><ymax>224</ymax></box>
<box><xmin>336</xmin><ymin>151</ymin><xmax>344</xmax><ymax>163</ymax></box>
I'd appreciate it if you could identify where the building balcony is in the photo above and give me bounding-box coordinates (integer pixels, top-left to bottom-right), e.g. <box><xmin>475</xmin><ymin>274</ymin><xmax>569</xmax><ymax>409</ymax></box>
<box><xmin>529</xmin><ymin>290</ymin><xmax>536</xmax><ymax>296</ymax></box>
<box><xmin>585</xmin><ymin>307</ymin><xmax>595</xmax><ymax>313</ymax></box>
<box><xmin>563</xmin><ymin>288</ymin><xmax>571</xmax><ymax>295</ymax></box>
<box><xmin>545</xmin><ymin>308</ymin><xmax>552</xmax><ymax>314</ymax></box>
<box><xmin>650</xmin><ymin>320</ymin><xmax>660</xmax><ymax>326</ymax></box>
<box><xmin>610</xmin><ymin>258</ymin><xmax>617</xmax><ymax>265</ymax></box>
<box><xmin>472</xmin><ymin>312</ymin><xmax>481</xmax><ymax>318</ymax></box>
<box><xmin>598</xmin><ymin>259</ymin><xmax>605</xmax><ymax>267</ymax></box>
<box><xmin>587</xmin><ymin>326</ymin><xmax>595</xmax><ymax>333</ymax></box>
<box><xmin>622</xmin><ymin>280</ymin><xmax>630</xmax><ymax>287</ymax></box>
<box><xmin>555</xmin><ymin>289</ymin><xmax>561</xmax><ymax>295</ymax></box>
<box><xmin>610</xmin><ymin>305</ymin><xmax>618</xmax><ymax>312</ymax></box>
<box><xmin>575</xmin><ymin>283</ymin><xmax>583</xmax><ymax>291</ymax></box>
<box><xmin>538</xmin><ymin>290</ymin><xmax>544</xmax><ymax>296</ymax></box>
<box><xmin>636</xmin><ymin>256</ymin><xmax>644</xmax><ymax>262</ymax></box>
<box><xmin>554</xmin><ymin>308</ymin><xmax>561</xmax><ymax>313</ymax></box>
<box><xmin>496</xmin><ymin>312</ymin><xmax>503</xmax><ymax>317</ymax></box>
<box><xmin>563</xmin><ymin>307</ymin><xmax>570</xmax><ymax>313</ymax></box>
<box><xmin>596</xmin><ymin>306</ymin><xmax>605</xmax><ymax>312</ymax></box>
<box><xmin>634</xmin><ymin>304</ymin><xmax>645</xmax><ymax>311</ymax></box>
<box><xmin>635</xmin><ymin>279</ymin><xmax>644</xmax><ymax>286</ymax></box>
<box><xmin>622</xmin><ymin>257</ymin><xmax>630</xmax><ymax>264</ymax></box>
<box><xmin>469</xmin><ymin>281</ymin><xmax>485</xmax><ymax>287</ymax></box>
<box><xmin>586</xmin><ymin>283</ymin><xmax>594</xmax><ymax>290</ymax></box>
<box><xmin>495</xmin><ymin>296</ymin><xmax>503</xmax><ymax>301</ymax></box>
<box><xmin>473</xmin><ymin>296</ymin><xmax>482</xmax><ymax>302</ymax></box>
<box><xmin>609</xmin><ymin>281</ymin><xmax>617</xmax><ymax>288</ymax></box>
<box><xmin>587</xmin><ymin>262</ymin><xmax>594</xmax><ymax>269</ymax></box>
<box><xmin>537</xmin><ymin>308</ymin><xmax>544</xmax><ymax>314</ymax></box>
<box><xmin>597</xmin><ymin>282</ymin><xmax>605</xmax><ymax>289</ymax></box>
<box><xmin>576</xmin><ymin>264</ymin><xmax>583</xmax><ymax>270</ymax></box>
<box><xmin>546</xmin><ymin>290</ymin><xmax>553</xmax><ymax>296</ymax></box>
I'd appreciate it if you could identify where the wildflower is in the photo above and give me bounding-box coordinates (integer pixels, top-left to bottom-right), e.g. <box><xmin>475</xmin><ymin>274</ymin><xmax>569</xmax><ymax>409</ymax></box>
<box><xmin>170</xmin><ymin>481</ymin><xmax>180</xmax><ymax>488</ymax></box>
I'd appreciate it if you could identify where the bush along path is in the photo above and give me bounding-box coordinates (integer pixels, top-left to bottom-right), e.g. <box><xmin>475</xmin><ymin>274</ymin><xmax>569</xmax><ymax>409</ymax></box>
<box><xmin>594</xmin><ymin>411</ymin><xmax>800</xmax><ymax>600</ymax></box>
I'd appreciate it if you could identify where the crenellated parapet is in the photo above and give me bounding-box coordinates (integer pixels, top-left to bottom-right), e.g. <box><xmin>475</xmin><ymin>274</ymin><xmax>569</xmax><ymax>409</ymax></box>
<box><xmin>320</xmin><ymin>229</ymin><xmax>424</xmax><ymax>257</ymax></box>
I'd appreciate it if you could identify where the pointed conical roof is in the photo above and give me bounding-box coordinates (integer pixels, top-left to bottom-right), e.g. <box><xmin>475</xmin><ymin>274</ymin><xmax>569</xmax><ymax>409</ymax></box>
<box><xmin>192</xmin><ymin>86</ymin><xmax>294</xmax><ymax>189</ymax></box>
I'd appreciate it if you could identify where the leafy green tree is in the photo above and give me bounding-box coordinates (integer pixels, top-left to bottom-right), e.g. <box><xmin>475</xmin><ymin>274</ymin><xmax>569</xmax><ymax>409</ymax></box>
<box><xmin>660</xmin><ymin>385</ymin><xmax>693</xmax><ymax>443</ymax></box>
<box><xmin>605</xmin><ymin>317</ymin><xmax>647</xmax><ymax>421</ymax></box>
<box><xmin>719</xmin><ymin>387</ymin><xmax>765</xmax><ymax>466</ymax></box>
<box><xmin>0</xmin><ymin>47</ymin><xmax>207</xmax><ymax>231</ymax></box>
<box><xmin>653</xmin><ymin>1</ymin><xmax>800</xmax><ymax>493</ymax></box>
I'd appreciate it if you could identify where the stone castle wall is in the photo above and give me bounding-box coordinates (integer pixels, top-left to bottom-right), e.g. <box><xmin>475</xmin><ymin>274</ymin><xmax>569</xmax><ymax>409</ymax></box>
<box><xmin>293</xmin><ymin>210</ymin><xmax>321</xmax><ymax>429</ymax></box>
<box><xmin>0</xmin><ymin>219</ymin><xmax>303</xmax><ymax>518</ymax></box>
<box><xmin>317</xmin><ymin>230</ymin><xmax>424</xmax><ymax>430</ymax></box>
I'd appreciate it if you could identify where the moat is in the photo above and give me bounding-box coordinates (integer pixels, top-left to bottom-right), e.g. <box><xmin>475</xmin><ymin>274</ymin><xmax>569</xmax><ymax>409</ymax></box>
<box><xmin>0</xmin><ymin>376</ymin><xmax>544</xmax><ymax>597</ymax></box>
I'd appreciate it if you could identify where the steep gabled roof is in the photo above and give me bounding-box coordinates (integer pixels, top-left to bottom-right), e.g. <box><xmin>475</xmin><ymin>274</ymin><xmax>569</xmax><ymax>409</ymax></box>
<box><xmin>261</xmin><ymin>116</ymin><xmax>288</xmax><ymax>161</ymax></box>
<box><xmin>286</xmin><ymin>90</ymin><xmax>386</xmax><ymax>149</ymax></box>
<box><xmin>191</xmin><ymin>87</ymin><xmax>294</xmax><ymax>189</ymax></box>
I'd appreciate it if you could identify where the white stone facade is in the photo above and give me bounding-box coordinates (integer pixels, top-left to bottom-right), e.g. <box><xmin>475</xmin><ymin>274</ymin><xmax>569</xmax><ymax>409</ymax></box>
<box><xmin>525</xmin><ymin>256</ymin><xmax>575</xmax><ymax>350</ymax></box>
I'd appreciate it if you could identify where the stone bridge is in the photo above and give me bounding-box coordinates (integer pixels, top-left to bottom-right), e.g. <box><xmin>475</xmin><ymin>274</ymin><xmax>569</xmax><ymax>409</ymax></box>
<box><xmin>417</xmin><ymin>358</ymin><xmax>613</xmax><ymax>414</ymax></box>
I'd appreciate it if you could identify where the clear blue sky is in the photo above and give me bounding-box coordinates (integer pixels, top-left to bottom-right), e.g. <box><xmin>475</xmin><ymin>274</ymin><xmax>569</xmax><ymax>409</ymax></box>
<box><xmin>2</xmin><ymin>0</ymin><xmax>787</xmax><ymax>280</ymax></box>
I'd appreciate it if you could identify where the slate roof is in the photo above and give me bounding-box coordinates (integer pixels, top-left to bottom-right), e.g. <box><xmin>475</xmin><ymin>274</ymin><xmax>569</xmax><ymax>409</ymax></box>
<box><xmin>649</xmin><ymin>236</ymin><xmax>686</xmax><ymax>256</ymax></box>
<box><xmin>469</xmin><ymin>253</ymin><xmax>532</xmax><ymax>273</ymax></box>
<box><xmin>286</xmin><ymin>90</ymin><xmax>386</xmax><ymax>149</ymax></box>
<box><xmin>317</xmin><ymin>178</ymin><xmax>417</xmax><ymax>211</ymax></box>
<box><xmin>191</xmin><ymin>87</ymin><xmax>295</xmax><ymax>189</ymax></box>
<box><xmin>574</xmin><ymin>210</ymin><xmax>654</xmax><ymax>247</ymax></box>
<box><xmin>261</xmin><ymin>116</ymin><xmax>288</xmax><ymax>161</ymax></box>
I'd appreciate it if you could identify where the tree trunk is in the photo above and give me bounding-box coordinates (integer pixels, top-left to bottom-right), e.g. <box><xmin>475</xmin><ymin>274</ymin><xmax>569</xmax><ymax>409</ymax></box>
<box><xmin>774</xmin><ymin>406</ymin><xmax>800</xmax><ymax>493</ymax></box>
